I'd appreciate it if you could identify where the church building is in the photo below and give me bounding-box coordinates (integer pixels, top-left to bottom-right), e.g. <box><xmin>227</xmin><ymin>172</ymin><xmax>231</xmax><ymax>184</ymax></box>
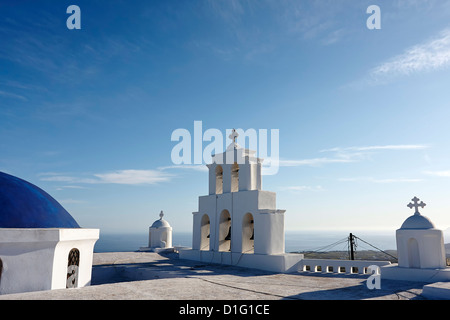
<box><xmin>139</xmin><ymin>211</ymin><xmax>173</xmax><ymax>252</ymax></box>
<box><xmin>0</xmin><ymin>171</ymin><xmax>99</xmax><ymax>295</ymax></box>
<box><xmin>381</xmin><ymin>196</ymin><xmax>450</xmax><ymax>282</ymax></box>
<box><xmin>396</xmin><ymin>197</ymin><xmax>446</xmax><ymax>269</ymax></box>
<box><xmin>180</xmin><ymin>130</ymin><xmax>303</xmax><ymax>272</ymax></box>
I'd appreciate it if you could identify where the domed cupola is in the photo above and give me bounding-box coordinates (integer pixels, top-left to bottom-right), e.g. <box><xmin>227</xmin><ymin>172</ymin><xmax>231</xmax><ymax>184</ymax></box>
<box><xmin>0</xmin><ymin>171</ymin><xmax>80</xmax><ymax>228</ymax></box>
<box><xmin>151</xmin><ymin>211</ymin><xmax>171</xmax><ymax>229</ymax></box>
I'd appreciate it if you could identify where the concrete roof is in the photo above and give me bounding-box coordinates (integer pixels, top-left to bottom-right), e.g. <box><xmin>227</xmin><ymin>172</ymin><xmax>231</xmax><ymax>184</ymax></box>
<box><xmin>0</xmin><ymin>251</ymin><xmax>427</xmax><ymax>300</ymax></box>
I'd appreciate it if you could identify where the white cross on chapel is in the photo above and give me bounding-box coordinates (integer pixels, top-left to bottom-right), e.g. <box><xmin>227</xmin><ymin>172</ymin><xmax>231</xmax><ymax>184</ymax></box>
<box><xmin>407</xmin><ymin>196</ymin><xmax>426</xmax><ymax>215</ymax></box>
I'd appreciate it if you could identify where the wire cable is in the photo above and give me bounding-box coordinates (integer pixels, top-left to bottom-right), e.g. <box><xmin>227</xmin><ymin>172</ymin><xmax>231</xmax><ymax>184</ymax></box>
<box><xmin>300</xmin><ymin>237</ymin><xmax>349</xmax><ymax>253</ymax></box>
<box><xmin>353</xmin><ymin>235</ymin><xmax>398</xmax><ymax>261</ymax></box>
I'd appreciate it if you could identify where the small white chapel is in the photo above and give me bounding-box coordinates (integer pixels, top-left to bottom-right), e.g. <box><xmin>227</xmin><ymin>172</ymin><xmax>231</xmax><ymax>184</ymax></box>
<box><xmin>140</xmin><ymin>211</ymin><xmax>173</xmax><ymax>252</ymax></box>
<box><xmin>381</xmin><ymin>196</ymin><xmax>450</xmax><ymax>282</ymax></box>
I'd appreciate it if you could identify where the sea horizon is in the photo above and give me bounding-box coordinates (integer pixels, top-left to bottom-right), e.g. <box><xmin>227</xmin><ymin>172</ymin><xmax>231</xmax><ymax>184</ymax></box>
<box><xmin>94</xmin><ymin>229</ymin><xmax>403</xmax><ymax>253</ymax></box>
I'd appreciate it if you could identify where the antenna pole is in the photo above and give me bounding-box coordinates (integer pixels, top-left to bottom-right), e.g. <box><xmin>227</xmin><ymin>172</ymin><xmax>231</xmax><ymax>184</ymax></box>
<box><xmin>349</xmin><ymin>233</ymin><xmax>355</xmax><ymax>260</ymax></box>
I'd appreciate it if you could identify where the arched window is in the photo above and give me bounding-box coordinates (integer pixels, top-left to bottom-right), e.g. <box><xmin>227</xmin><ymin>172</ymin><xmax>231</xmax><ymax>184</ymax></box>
<box><xmin>215</xmin><ymin>165</ymin><xmax>223</xmax><ymax>194</ymax></box>
<box><xmin>242</xmin><ymin>213</ymin><xmax>254</xmax><ymax>253</ymax></box>
<box><xmin>200</xmin><ymin>214</ymin><xmax>210</xmax><ymax>250</ymax></box>
<box><xmin>67</xmin><ymin>248</ymin><xmax>80</xmax><ymax>288</ymax></box>
<box><xmin>219</xmin><ymin>210</ymin><xmax>231</xmax><ymax>252</ymax></box>
<box><xmin>231</xmin><ymin>163</ymin><xmax>239</xmax><ymax>192</ymax></box>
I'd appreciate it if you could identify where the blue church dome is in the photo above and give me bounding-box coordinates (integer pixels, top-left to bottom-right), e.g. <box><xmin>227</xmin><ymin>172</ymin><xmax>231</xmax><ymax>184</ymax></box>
<box><xmin>0</xmin><ymin>171</ymin><xmax>80</xmax><ymax>228</ymax></box>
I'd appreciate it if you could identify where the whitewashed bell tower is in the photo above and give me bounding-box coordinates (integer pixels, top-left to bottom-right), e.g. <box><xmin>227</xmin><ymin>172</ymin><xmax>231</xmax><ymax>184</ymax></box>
<box><xmin>180</xmin><ymin>130</ymin><xmax>303</xmax><ymax>272</ymax></box>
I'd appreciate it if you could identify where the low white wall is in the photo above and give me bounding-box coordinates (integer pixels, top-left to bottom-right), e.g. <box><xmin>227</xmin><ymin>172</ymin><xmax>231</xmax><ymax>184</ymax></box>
<box><xmin>299</xmin><ymin>259</ymin><xmax>391</xmax><ymax>275</ymax></box>
<box><xmin>179</xmin><ymin>249</ymin><xmax>304</xmax><ymax>273</ymax></box>
<box><xmin>381</xmin><ymin>264</ymin><xmax>450</xmax><ymax>282</ymax></box>
<box><xmin>396</xmin><ymin>229</ymin><xmax>446</xmax><ymax>269</ymax></box>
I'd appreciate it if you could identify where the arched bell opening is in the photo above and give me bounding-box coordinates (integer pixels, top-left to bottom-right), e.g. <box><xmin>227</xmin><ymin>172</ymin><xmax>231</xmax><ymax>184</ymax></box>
<box><xmin>0</xmin><ymin>257</ymin><xmax>3</xmax><ymax>285</ymax></box>
<box><xmin>219</xmin><ymin>210</ymin><xmax>231</xmax><ymax>252</ymax></box>
<box><xmin>242</xmin><ymin>213</ymin><xmax>254</xmax><ymax>253</ymax></box>
<box><xmin>200</xmin><ymin>214</ymin><xmax>211</xmax><ymax>251</ymax></box>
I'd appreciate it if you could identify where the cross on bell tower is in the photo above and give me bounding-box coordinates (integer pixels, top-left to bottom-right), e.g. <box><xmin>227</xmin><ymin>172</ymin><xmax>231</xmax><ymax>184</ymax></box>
<box><xmin>229</xmin><ymin>128</ymin><xmax>239</xmax><ymax>143</ymax></box>
<box><xmin>407</xmin><ymin>196</ymin><xmax>426</xmax><ymax>215</ymax></box>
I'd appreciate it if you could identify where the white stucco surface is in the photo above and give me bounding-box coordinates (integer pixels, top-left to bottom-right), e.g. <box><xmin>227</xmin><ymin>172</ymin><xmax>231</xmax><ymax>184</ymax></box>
<box><xmin>0</xmin><ymin>228</ymin><xmax>99</xmax><ymax>294</ymax></box>
<box><xmin>186</xmin><ymin>142</ymin><xmax>303</xmax><ymax>271</ymax></box>
<box><xmin>0</xmin><ymin>252</ymin><xmax>429</xmax><ymax>300</ymax></box>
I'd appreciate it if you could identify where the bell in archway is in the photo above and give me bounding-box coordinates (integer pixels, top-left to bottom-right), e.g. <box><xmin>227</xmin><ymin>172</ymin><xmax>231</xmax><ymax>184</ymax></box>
<box><xmin>224</xmin><ymin>225</ymin><xmax>231</xmax><ymax>240</ymax></box>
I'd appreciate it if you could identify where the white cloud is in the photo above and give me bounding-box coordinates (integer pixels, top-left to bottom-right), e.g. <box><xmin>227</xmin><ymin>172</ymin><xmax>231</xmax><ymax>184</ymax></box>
<box><xmin>58</xmin><ymin>199</ymin><xmax>87</xmax><ymax>205</ymax></box>
<box><xmin>93</xmin><ymin>170</ymin><xmax>172</xmax><ymax>185</ymax></box>
<box><xmin>278</xmin><ymin>144</ymin><xmax>428</xmax><ymax>168</ymax></box>
<box><xmin>279</xmin><ymin>185</ymin><xmax>324</xmax><ymax>192</ymax></box>
<box><xmin>40</xmin><ymin>169</ymin><xmax>173</xmax><ymax>185</ymax></box>
<box><xmin>423</xmin><ymin>170</ymin><xmax>450</xmax><ymax>177</ymax></box>
<box><xmin>279</xmin><ymin>157</ymin><xmax>356</xmax><ymax>167</ymax></box>
<box><xmin>369</xmin><ymin>28</ymin><xmax>450</xmax><ymax>83</ymax></box>
<box><xmin>55</xmin><ymin>185</ymin><xmax>89</xmax><ymax>191</ymax></box>
<box><xmin>39</xmin><ymin>165</ymin><xmax>210</xmax><ymax>187</ymax></box>
<box><xmin>39</xmin><ymin>174</ymin><xmax>97</xmax><ymax>184</ymax></box>
<box><xmin>0</xmin><ymin>90</ymin><xmax>28</xmax><ymax>101</ymax></box>
<box><xmin>339</xmin><ymin>177</ymin><xmax>423</xmax><ymax>183</ymax></box>
<box><xmin>373</xmin><ymin>178</ymin><xmax>423</xmax><ymax>183</ymax></box>
<box><xmin>157</xmin><ymin>165</ymin><xmax>208</xmax><ymax>172</ymax></box>
<box><xmin>321</xmin><ymin>144</ymin><xmax>429</xmax><ymax>153</ymax></box>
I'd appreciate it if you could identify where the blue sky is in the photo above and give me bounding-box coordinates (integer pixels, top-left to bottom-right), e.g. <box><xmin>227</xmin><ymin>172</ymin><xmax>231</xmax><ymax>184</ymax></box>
<box><xmin>1</xmin><ymin>0</ymin><xmax>450</xmax><ymax>234</ymax></box>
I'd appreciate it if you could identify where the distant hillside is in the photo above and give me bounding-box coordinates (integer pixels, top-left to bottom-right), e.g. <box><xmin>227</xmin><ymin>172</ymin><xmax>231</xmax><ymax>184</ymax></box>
<box><xmin>297</xmin><ymin>250</ymin><xmax>398</xmax><ymax>263</ymax></box>
<box><xmin>298</xmin><ymin>245</ymin><xmax>450</xmax><ymax>265</ymax></box>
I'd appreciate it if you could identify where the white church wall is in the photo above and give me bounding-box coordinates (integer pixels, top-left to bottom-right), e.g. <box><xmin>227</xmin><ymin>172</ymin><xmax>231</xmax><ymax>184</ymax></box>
<box><xmin>192</xmin><ymin>192</ymin><xmax>285</xmax><ymax>256</ymax></box>
<box><xmin>232</xmin><ymin>191</ymin><xmax>283</xmax><ymax>255</ymax></box>
<box><xmin>51</xmin><ymin>228</ymin><xmax>99</xmax><ymax>290</ymax></box>
<box><xmin>149</xmin><ymin>227</ymin><xmax>172</xmax><ymax>248</ymax></box>
<box><xmin>396</xmin><ymin>229</ymin><xmax>446</xmax><ymax>269</ymax></box>
<box><xmin>192</xmin><ymin>212</ymin><xmax>202</xmax><ymax>250</ymax></box>
<box><xmin>0</xmin><ymin>232</ymin><xmax>56</xmax><ymax>294</ymax></box>
<box><xmin>0</xmin><ymin>228</ymin><xmax>99</xmax><ymax>295</ymax></box>
<box><xmin>254</xmin><ymin>212</ymin><xmax>285</xmax><ymax>255</ymax></box>
<box><xmin>258</xmin><ymin>191</ymin><xmax>276</xmax><ymax>210</ymax></box>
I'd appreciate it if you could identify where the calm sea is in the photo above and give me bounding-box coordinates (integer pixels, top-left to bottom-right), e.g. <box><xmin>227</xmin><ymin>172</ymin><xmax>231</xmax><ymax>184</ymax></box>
<box><xmin>93</xmin><ymin>230</ymin><xmax>399</xmax><ymax>253</ymax></box>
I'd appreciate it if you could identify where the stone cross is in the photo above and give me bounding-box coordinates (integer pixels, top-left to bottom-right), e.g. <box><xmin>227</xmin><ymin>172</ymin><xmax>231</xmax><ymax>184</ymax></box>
<box><xmin>229</xmin><ymin>129</ymin><xmax>239</xmax><ymax>143</ymax></box>
<box><xmin>407</xmin><ymin>196</ymin><xmax>426</xmax><ymax>215</ymax></box>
